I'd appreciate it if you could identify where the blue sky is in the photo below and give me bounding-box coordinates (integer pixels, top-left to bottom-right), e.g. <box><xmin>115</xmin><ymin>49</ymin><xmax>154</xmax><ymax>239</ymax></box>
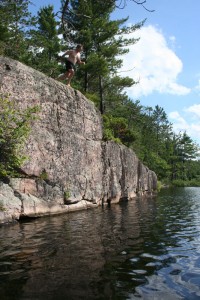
<box><xmin>30</xmin><ymin>0</ymin><xmax>200</xmax><ymax>145</ymax></box>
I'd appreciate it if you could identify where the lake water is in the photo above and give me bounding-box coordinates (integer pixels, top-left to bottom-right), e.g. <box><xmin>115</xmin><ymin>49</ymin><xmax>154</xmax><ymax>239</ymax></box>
<box><xmin>1</xmin><ymin>187</ymin><xmax>200</xmax><ymax>299</ymax></box>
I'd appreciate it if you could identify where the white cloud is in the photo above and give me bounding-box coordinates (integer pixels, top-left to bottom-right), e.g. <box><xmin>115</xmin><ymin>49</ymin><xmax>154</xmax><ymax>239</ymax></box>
<box><xmin>169</xmin><ymin>110</ymin><xmax>200</xmax><ymax>144</ymax></box>
<box><xmin>169</xmin><ymin>111</ymin><xmax>189</xmax><ymax>132</ymax></box>
<box><xmin>184</xmin><ymin>123</ymin><xmax>200</xmax><ymax>145</ymax></box>
<box><xmin>169</xmin><ymin>35</ymin><xmax>176</xmax><ymax>43</ymax></box>
<box><xmin>194</xmin><ymin>79</ymin><xmax>200</xmax><ymax>95</ymax></box>
<box><xmin>120</xmin><ymin>25</ymin><xmax>191</xmax><ymax>98</ymax></box>
<box><xmin>185</xmin><ymin>104</ymin><xmax>200</xmax><ymax>118</ymax></box>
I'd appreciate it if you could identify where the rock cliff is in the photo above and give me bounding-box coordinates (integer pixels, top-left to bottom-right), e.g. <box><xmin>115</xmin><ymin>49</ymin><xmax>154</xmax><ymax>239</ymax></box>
<box><xmin>0</xmin><ymin>56</ymin><xmax>157</xmax><ymax>224</ymax></box>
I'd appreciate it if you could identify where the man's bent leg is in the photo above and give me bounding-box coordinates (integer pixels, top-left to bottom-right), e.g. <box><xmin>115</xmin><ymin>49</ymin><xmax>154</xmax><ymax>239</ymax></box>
<box><xmin>66</xmin><ymin>69</ymin><xmax>74</xmax><ymax>86</ymax></box>
<box><xmin>57</xmin><ymin>72</ymin><xmax>69</xmax><ymax>81</ymax></box>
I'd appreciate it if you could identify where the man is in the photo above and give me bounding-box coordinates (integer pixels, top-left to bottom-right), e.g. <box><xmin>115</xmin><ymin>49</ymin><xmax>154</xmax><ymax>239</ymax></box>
<box><xmin>58</xmin><ymin>44</ymin><xmax>85</xmax><ymax>87</ymax></box>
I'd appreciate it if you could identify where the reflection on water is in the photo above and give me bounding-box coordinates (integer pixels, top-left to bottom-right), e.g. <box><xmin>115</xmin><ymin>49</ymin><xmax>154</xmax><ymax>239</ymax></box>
<box><xmin>1</xmin><ymin>187</ymin><xmax>200</xmax><ymax>299</ymax></box>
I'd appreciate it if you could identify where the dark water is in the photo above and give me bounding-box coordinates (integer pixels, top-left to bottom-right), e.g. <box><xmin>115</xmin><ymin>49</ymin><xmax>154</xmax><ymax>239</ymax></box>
<box><xmin>1</xmin><ymin>188</ymin><xmax>200</xmax><ymax>300</ymax></box>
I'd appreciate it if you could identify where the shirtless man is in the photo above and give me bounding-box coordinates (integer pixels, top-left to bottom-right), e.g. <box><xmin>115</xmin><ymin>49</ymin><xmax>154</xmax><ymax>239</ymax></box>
<box><xmin>58</xmin><ymin>44</ymin><xmax>85</xmax><ymax>86</ymax></box>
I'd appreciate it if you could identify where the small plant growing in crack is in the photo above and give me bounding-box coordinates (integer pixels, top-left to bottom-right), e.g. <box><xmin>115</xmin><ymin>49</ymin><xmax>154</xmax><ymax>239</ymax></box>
<box><xmin>0</xmin><ymin>202</ymin><xmax>6</xmax><ymax>212</ymax></box>
<box><xmin>39</xmin><ymin>169</ymin><xmax>48</xmax><ymax>181</ymax></box>
<box><xmin>64</xmin><ymin>190</ymin><xmax>71</xmax><ymax>202</ymax></box>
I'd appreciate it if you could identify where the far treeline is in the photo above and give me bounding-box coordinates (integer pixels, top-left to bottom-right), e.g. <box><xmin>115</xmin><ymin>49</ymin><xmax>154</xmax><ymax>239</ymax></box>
<box><xmin>0</xmin><ymin>0</ymin><xmax>200</xmax><ymax>187</ymax></box>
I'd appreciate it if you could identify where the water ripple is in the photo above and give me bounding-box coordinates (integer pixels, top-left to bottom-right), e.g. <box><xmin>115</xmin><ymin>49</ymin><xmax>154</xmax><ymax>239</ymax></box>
<box><xmin>0</xmin><ymin>188</ymin><xmax>200</xmax><ymax>299</ymax></box>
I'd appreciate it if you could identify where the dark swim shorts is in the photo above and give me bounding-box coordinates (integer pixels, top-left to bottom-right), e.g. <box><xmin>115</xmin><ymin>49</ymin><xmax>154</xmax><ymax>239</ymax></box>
<box><xmin>65</xmin><ymin>60</ymin><xmax>75</xmax><ymax>71</ymax></box>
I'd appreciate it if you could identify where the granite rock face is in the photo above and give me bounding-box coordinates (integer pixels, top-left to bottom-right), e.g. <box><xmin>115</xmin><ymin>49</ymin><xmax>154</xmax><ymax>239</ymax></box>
<box><xmin>0</xmin><ymin>56</ymin><xmax>157</xmax><ymax>224</ymax></box>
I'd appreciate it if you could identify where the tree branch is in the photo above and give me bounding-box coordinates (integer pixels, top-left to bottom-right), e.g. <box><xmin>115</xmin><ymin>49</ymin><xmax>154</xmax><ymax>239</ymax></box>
<box><xmin>115</xmin><ymin>0</ymin><xmax>155</xmax><ymax>12</ymax></box>
<box><xmin>58</xmin><ymin>0</ymin><xmax>154</xmax><ymax>41</ymax></box>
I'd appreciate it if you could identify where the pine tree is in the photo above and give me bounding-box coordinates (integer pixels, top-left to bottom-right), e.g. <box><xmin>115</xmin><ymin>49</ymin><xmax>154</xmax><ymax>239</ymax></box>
<box><xmin>29</xmin><ymin>5</ymin><xmax>61</xmax><ymax>77</ymax></box>
<box><xmin>0</xmin><ymin>0</ymin><xmax>36</xmax><ymax>61</ymax></box>
<box><xmin>60</xmin><ymin>0</ymin><xmax>143</xmax><ymax>113</ymax></box>
<box><xmin>173</xmin><ymin>132</ymin><xmax>199</xmax><ymax>180</ymax></box>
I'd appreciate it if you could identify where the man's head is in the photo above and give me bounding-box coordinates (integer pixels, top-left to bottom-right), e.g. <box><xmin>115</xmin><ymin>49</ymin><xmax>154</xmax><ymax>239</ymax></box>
<box><xmin>76</xmin><ymin>44</ymin><xmax>83</xmax><ymax>52</ymax></box>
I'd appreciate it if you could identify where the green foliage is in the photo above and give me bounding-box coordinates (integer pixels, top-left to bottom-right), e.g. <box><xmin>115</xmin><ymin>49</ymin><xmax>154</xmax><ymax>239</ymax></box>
<box><xmin>0</xmin><ymin>201</ymin><xmax>6</xmax><ymax>212</ymax></box>
<box><xmin>0</xmin><ymin>96</ymin><xmax>39</xmax><ymax>179</ymax></box>
<box><xmin>1</xmin><ymin>0</ymin><xmax>200</xmax><ymax>186</ymax></box>
<box><xmin>103</xmin><ymin>128</ymin><xmax>121</xmax><ymax>144</ymax></box>
<box><xmin>39</xmin><ymin>170</ymin><xmax>49</xmax><ymax>181</ymax></box>
<box><xmin>172</xmin><ymin>179</ymin><xmax>200</xmax><ymax>187</ymax></box>
<box><xmin>63</xmin><ymin>0</ymin><xmax>143</xmax><ymax>113</ymax></box>
<box><xmin>28</xmin><ymin>5</ymin><xmax>62</xmax><ymax>77</ymax></box>
<box><xmin>156</xmin><ymin>181</ymin><xmax>162</xmax><ymax>192</ymax></box>
<box><xmin>0</xmin><ymin>0</ymin><xmax>36</xmax><ymax>61</ymax></box>
<box><xmin>82</xmin><ymin>92</ymin><xmax>100</xmax><ymax>107</ymax></box>
<box><xmin>103</xmin><ymin>114</ymin><xmax>136</xmax><ymax>146</ymax></box>
<box><xmin>143</xmin><ymin>151</ymin><xmax>171</xmax><ymax>179</ymax></box>
<box><xmin>64</xmin><ymin>190</ymin><xmax>71</xmax><ymax>201</ymax></box>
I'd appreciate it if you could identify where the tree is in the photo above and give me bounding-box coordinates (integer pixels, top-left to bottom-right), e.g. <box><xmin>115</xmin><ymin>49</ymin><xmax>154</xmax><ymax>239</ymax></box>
<box><xmin>0</xmin><ymin>0</ymin><xmax>36</xmax><ymax>62</ymax></box>
<box><xmin>59</xmin><ymin>0</ymin><xmax>154</xmax><ymax>35</ymax></box>
<box><xmin>114</xmin><ymin>0</ymin><xmax>154</xmax><ymax>11</ymax></box>
<box><xmin>29</xmin><ymin>5</ymin><xmax>62</xmax><ymax>77</ymax></box>
<box><xmin>0</xmin><ymin>96</ymin><xmax>39</xmax><ymax>180</ymax></box>
<box><xmin>60</xmin><ymin>0</ymin><xmax>143</xmax><ymax>113</ymax></box>
<box><xmin>0</xmin><ymin>20</ymin><xmax>9</xmax><ymax>55</ymax></box>
<box><xmin>2</xmin><ymin>0</ymin><xmax>199</xmax><ymax>185</ymax></box>
<box><xmin>103</xmin><ymin>114</ymin><xmax>137</xmax><ymax>146</ymax></box>
<box><xmin>175</xmin><ymin>132</ymin><xmax>199</xmax><ymax>180</ymax></box>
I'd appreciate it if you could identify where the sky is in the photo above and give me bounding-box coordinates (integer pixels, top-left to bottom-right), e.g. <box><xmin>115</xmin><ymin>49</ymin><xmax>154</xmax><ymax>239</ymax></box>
<box><xmin>30</xmin><ymin>0</ymin><xmax>200</xmax><ymax>145</ymax></box>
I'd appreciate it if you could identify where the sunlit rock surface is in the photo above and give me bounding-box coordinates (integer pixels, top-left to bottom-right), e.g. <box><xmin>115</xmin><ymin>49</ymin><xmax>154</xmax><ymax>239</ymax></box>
<box><xmin>0</xmin><ymin>56</ymin><xmax>157</xmax><ymax>224</ymax></box>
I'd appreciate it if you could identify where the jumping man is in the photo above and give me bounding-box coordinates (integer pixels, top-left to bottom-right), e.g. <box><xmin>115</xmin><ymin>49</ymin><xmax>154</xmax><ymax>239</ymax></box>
<box><xmin>58</xmin><ymin>44</ymin><xmax>85</xmax><ymax>87</ymax></box>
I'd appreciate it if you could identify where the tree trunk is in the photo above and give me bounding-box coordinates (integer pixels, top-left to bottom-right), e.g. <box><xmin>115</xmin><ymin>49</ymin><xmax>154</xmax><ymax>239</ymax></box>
<box><xmin>99</xmin><ymin>75</ymin><xmax>104</xmax><ymax>114</ymax></box>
